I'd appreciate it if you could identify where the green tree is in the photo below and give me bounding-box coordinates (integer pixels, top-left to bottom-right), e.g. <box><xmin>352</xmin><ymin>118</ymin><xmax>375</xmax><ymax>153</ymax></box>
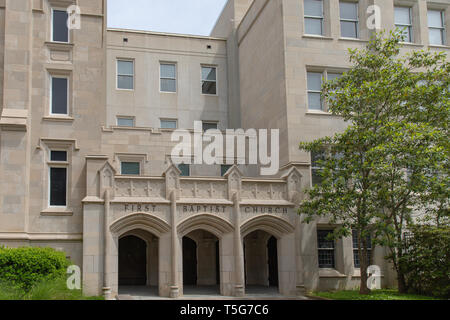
<box><xmin>299</xmin><ymin>30</ymin><xmax>449</xmax><ymax>294</ymax></box>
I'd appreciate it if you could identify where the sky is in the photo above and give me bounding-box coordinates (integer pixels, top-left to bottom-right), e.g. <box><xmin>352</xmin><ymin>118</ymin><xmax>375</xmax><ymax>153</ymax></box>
<box><xmin>107</xmin><ymin>0</ymin><xmax>229</xmax><ymax>36</ymax></box>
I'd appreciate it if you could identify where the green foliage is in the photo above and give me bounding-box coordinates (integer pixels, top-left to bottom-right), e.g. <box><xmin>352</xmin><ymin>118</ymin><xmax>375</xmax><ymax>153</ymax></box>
<box><xmin>312</xmin><ymin>289</ymin><xmax>441</xmax><ymax>300</ymax></box>
<box><xmin>0</xmin><ymin>246</ymin><xmax>71</xmax><ymax>291</ymax></box>
<box><xmin>400</xmin><ymin>226</ymin><xmax>450</xmax><ymax>298</ymax></box>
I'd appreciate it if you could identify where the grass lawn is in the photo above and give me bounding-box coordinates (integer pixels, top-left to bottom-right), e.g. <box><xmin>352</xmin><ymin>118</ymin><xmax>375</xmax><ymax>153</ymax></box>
<box><xmin>311</xmin><ymin>289</ymin><xmax>442</xmax><ymax>300</ymax></box>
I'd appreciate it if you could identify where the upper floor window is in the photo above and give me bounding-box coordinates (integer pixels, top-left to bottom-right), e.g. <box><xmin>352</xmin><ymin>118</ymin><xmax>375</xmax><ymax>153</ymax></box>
<box><xmin>117</xmin><ymin>117</ymin><xmax>135</xmax><ymax>127</ymax></box>
<box><xmin>395</xmin><ymin>7</ymin><xmax>413</xmax><ymax>43</ymax></box>
<box><xmin>121</xmin><ymin>162</ymin><xmax>140</xmax><ymax>175</ymax></box>
<box><xmin>311</xmin><ymin>149</ymin><xmax>326</xmax><ymax>186</ymax></box>
<box><xmin>160</xmin><ymin>63</ymin><xmax>176</xmax><ymax>93</ymax></box>
<box><xmin>340</xmin><ymin>1</ymin><xmax>359</xmax><ymax>38</ymax></box>
<box><xmin>202</xmin><ymin>121</ymin><xmax>218</xmax><ymax>131</ymax></box>
<box><xmin>117</xmin><ymin>60</ymin><xmax>134</xmax><ymax>90</ymax></box>
<box><xmin>51</xmin><ymin>76</ymin><xmax>68</xmax><ymax>115</ymax></box>
<box><xmin>428</xmin><ymin>10</ymin><xmax>445</xmax><ymax>45</ymax></box>
<box><xmin>352</xmin><ymin>230</ymin><xmax>372</xmax><ymax>268</ymax></box>
<box><xmin>304</xmin><ymin>0</ymin><xmax>323</xmax><ymax>35</ymax></box>
<box><xmin>178</xmin><ymin>164</ymin><xmax>190</xmax><ymax>177</ymax></box>
<box><xmin>307</xmin><ymin>72</ymin><xmax>323</xmax><ymax>110</ymax></box>
<box><xmin>221</xmin><ymin>165</ymin><xmax>232</xmax><ymax>176</ymax></box>
<box><xmin>49</xmin><ymin>150</ymin><xmax>68</xmax><ymax>207</ymax></box>
<box><xmin>317</xmin><ymin>230</ymin><xmax>335</xmax><ymax>268</ymax></box>
<box><xmin>52</xmin><ymin>9</ymin><xmax>69</xmax><ymax>42</ymax></box>
<box><xmin>160</xmin><ymin>119</ymin><xmax>178</xmax><ymax>129</ymax></box>
<box><xmin>201</xmin><ymin>66</ymin><xmax>217</xmax><ymax>95</ymax></box>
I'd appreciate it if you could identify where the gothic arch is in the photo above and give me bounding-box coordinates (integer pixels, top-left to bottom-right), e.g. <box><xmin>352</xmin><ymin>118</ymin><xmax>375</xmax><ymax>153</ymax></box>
<box><xmin>110</xmin><ymin>212</ymin><xmax>170</xmax><ymax>238</ymax></box>
<box><xmin>177</xmin><ymin>214</ymin><xmax>234</xmax><ymax>239</ymax></box>
<box><xmin>241</xmin><ymin>215</ymin><xmax>295</xmax><ymax>239</ymax></box>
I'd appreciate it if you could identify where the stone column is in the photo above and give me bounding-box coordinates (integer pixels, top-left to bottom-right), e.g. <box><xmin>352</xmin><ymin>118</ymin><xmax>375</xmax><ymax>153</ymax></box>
<box><xmin>103</xmin><ymin>189</ymin><xmax>112</xmax><ymax>299</ymax></box>
<box><xmin>170</xmin><ymin>191</ymin><xmax>179</xmax><ymax>298</ymax></box>
<box><xmin>233</xmin><ymin>193</ymin><xmax>245</xmax><ymax>297</ymax></box>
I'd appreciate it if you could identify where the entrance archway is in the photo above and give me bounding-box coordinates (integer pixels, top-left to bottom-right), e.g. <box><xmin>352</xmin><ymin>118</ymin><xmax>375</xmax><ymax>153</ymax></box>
<box><xmin>244</xmin><ymin>230</ymin><xmax>279</xmax><ymax>294</ymax></box>
<box><xmin>182</xmin><ymin>229</ymin><xmax>220</xmax><ymax>295</ymax></box>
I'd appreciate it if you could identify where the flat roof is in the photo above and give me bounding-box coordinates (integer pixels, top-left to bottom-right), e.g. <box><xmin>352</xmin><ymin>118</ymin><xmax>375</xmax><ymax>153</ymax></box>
<box><xmin>107</xmin><ymin>28</ymin><xmax>227</xmax><ymax>41</ymax></box>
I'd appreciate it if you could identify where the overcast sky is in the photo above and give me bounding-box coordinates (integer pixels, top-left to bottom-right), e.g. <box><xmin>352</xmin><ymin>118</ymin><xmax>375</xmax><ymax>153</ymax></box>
<box><xmin>107</xmin><ymin>0</ymin><xmax>228</xmax><ymax>36</ymax></box>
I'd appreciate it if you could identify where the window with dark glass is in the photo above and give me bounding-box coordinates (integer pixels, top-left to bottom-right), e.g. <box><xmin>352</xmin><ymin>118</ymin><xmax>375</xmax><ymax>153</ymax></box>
<box><xmin>311</xmin><ymin>149</ymin><xmax>326</xmax><ymax>186</ymax></box>
<box><xmin>121</xmin><ymin>162</ymin><xmax>140</xmax><ymax>175</ymax></box>
<box><xmin>51</xmin><ymin>77</ymin><xmax>68</xmax><ymax>115</ymax></box>
<box><xmin>51</xmin><ymin>151</ymin><xmax>67</xmax><ymax>162</ymax></box>
<box><xmin>221</xmin><ymin>165</ymin><xmax>232</xmax><ymax>176</ymax></box>
<box><xmin>340</xmin><ymin>1</ymin><xmax>359</xmax><ymax>38</ymax></box>
<box><xmin>178</xmin><ymin>164</ymin><xmax>190</xmax><ymax>177</ymax></box>
<box><xmin>160</xmin><ymin>63</ymin><xmax>176</xmax><ymax>92</ymax></box>
<box><xmin>352</xmin><ymin>230</ymin><xmax>372</xmax><ymax>268</ymax></box>
<box><xmin>117</xmin><ymin>60</ymin><xmax>134</xmax><ymax>90</ymax></box>
<box><xmin>202</xmin><ymin>122</ymin><xmax>218</xmax><ymax>132</ymax></box>
<box><xmin>52</xmin><ymin>9</ymin><xmax>69</xmax><ymax>42</ymax></box>
<box><xmin>50</xmin><ymin>167</ymin><xmax>67</xmax><ymax>206</ymax></box>
<box><xmin>304</xmin><ymin>0</ymin><xmax>324</xmax><ymax>35</ymax></box>
<box><xmin>201</xmin><ymin>66</ymin><xmax>217</xmax><ymax>95</ymax></box>
<box><xmin>317</xmin><ymin>230</ymin><xmax>335</xmax><ymax>268</ymax></box>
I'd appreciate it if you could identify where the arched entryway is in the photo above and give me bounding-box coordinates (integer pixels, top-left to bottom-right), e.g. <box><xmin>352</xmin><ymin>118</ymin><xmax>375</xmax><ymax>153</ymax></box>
<box><xmin>118</xmin><ymin>229</ymin><xmax>159</xmax><ymax>297</ymax></box>
<box><xmin>182</xmin><ymin>229</ymin><xmax>220</xmax><ymax>295</ymax></box>
<box><xmin>244</xmin><ymin>230</ymin><xmax>279</xmax><ymax>294</ymax></box>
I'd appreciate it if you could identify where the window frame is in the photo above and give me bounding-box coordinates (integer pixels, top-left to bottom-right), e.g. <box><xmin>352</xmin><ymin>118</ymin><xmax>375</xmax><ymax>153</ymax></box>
<box><xmin>160</xmin><ymin>119</ymin><xmax>178</xmax><ymax>130</ymax></box>
<box><xmin>352</xmin><ymin>229</ymin><xmax>373</xmax><ymax>268</ymax></box>
<box><xmin>202</xmin><ymin>121</ymin><xmax>219</xmax><ymax>132</ymax></box>
<box><xmin>317</xmin><ymin>229</ymin><xmax>336</xmax><ymax>269</ymax></box>
<box><xmin>120</xmin><ymin>161</ymin><xmax>141</xmax><ymax>176</ymax></box>
<box><xmin>428</xmin><ymin>9</ymin><xmax>446</xmax><ymax>45</ymax></box>
<box><xmin>51</xmin><ymin>8</ymin><xmax>70</xmax><ymax>43</ymax></box>
<box><xmin>307</xmin><ymin>71</ymin><xmax>324</xmax><ymax>111</ymax></box>
<box><xmin>160</xmin><ymin>62</ymin><xmax>177</xmax><ymax>93</ymax></box>
<box><xmin>201</xmin><ymin>65</ymin><xmax>218</xmax><ymax>96</ymax></box>
<box><xmin>48</xmin><ymin>149</ymin><xmax>69</xmax><ymax>208</ymax></box>
<box><xmin>304</xmin><ymin>0</ymin><xmax>324</xmax><ymax>36</ymax></box>
<box><xmin>178</xmin><ymin>163</ymin><xmax>191</xmax><ymax>177</ymax></box>
<box><xmin>116</xmin><ymin>59</ymin><xmax>135</xmax><ymax>91</ymax></box>
<box><xmin>116</xmin><ymin>116</ymin><xmax>135</xmax><ymax>127</ymax></box>
<box><xmin>394</xmin><ymin>6</ymin><xmax>413</xmax><ymax>43</ymax></box>
<box><xmin>50</xmin><ymin>75</ymin><xmax>69</xmax><ymax>116</ymax></box>
<box><xmin>339</xmin><ymin>1</ymin><xmax>359</xmax><ymax>39</ymax></box>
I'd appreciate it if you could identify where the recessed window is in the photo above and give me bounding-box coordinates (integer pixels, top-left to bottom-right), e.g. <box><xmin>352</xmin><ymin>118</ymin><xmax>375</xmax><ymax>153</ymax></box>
<box><xmin>117</xmin><ymin>60</ymin><xmax>134</xmax><ymax>90</ymax></box>
<box><xmin>340</xmin><ymin>1</ymin><xmax>359</xmax><ymax>38</ymax></box>
<box><xmin>51</xmin><ymin>76</ymin><xmax>68</xmax><ymax>115</ymax></box>
<box><xmin>202</xmin><ymin>122</ymin><xmax>218</xmax><ymax>132</ymax></box>
<box><xmin>52</xmin><ymin>9</ymin><xmax>69</xmax><ymax>43</ymax></box>
<box><xmin>160</xmin><ymin>119</ymin><xmax>177</xmax><ymax>129</ymax></box>
<box><xmin>395</xmin><ymin>7</ymin><xmax>413</xmax><ymax>43</ymax></box>
<box><xmin>201</xmin><ymin>66</ymin><xmax>217</xmax><ymax>95</ymax></box>
<box><xmin>121</xmin><ymin>162</ymin><xmax>140</xmax><ymax>175</ymax></box>
<box><xmin>221</xmin><ymin>165</ymin><xmax>232</xmax><ymax>176</ymax></box>
<box><xmin>160</xmin><ymin>63</ymin><xmax>176</xmax><ymax>92</ymax></box>
<box><xmin>178</xmin><ymin>164</ymin><xmax>190</xmax><ymax>177</ymax></box>
<box><xmin>50</xmin><ymin>167</ymin><xmax>67</xmax><ymax>206</ymax></box>
<box><xmin>117</xmin><ymin>117</ymin><xmax>134</xmax><ymax>127</ymax></box>
<box><xmin>428</xmin><ymin>10</ymin><xmax>445</xmax><ymax>45</ymax></box>
<box><xmin>304</xmin><ymin>0</ymin><xmax>324</xmax><ymax>35</ymax></box>
<box><xmin>307</xmin><ymin>72</ymin><xmax>323</xmax><ymax>110</ymax></box>
<box><xmin>50</xmin><ymin>151</ymin><xmax>67</xmax><ymax>162</ymax></box>
<box><xmin>317</xmin><ymin>230</ymin><xmax>335</xmax><ymax>268</ymax></box>
<box><xmin>352</xmin><ymin>230</ymin><xmax>372</xmax><ymax>268</ymax></box>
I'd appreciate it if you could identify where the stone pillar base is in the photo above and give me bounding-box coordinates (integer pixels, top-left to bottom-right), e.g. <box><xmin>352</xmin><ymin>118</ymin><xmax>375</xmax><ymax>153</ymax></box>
<box><xmin>296</xmin><ymin>285</ymin><xmax>306</xmax><ymax>296</ymax></box>
<box><xmin>170</xmin><ymin>286</ymin><xmax>179</xmax><ymax>298</ymax></box>
<box><xmin>235</xmin><ymin>285</ymin><xmax>245</xmax><ymax>297</ymax></box>
<box><xmin>102</xmin><ymin>287</ymin><xmax>112</xmax><ymax>300</ymax></box>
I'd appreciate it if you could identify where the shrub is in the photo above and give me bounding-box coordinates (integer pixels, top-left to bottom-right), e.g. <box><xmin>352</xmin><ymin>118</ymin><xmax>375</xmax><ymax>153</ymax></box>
<box><xmin>0</xmin><ymin>246</ymin><xmax>71</xmax><ymax>291</ymax></box>
<box><xmin>400</xmin><ymin>225</ymin><xmax>450</xmax><ymax>298</ymax></box>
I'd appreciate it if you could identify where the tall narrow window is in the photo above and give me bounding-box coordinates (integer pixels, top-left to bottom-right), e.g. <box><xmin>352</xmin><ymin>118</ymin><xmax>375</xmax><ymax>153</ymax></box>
<box><xmin>49</xmin><ymin>151</ymin><xmax>68</xmax><ymax>207</ymax></box>
<box><xmin>51</xmin><ymin>77</ymin><xmax>68</xmax><ymax>115</ymax></box>
<box><xmin>428</xmin><ymin>10</ymin><xmax>445</xmax><ymax>45</ymax></box>
<box><xmin>352</xmin><ymin>230</ymin><xmax>372</xmax><ymax>268</ymax></box>
<box><xmin>52</xmin><ymin>9</ymin><xmax>69</xmax><ymax>42</ymax></box>
<box><xmin>395</xmin><ymin>7</ymin><xmax>413</xmax><ymax>43</ymax></box>
<box><xmin>201</xmin><ymin>66</ymin><xmax>217</xmax><ymax>95</ymax></box>
<box><xmin>304</xmin><ymin>0</ymin><xmax>324</xmax><ymax>35</ymax></box>
<box><xmin>317</xmin><ymin>230</ymin><xmax>335</xmax><ymax>268</ymax></box>
<box><xmin>340</xmin><ymin>1</ymin><xmax>359</xmax><ymax>38</ymax></box>
<box><xmin>307</xmin><ymin>72</ymin><xmax>323</xmax><ymax>110</ymax></box>
<box><xmin>160</xmin><ymin>63</ymin><xmax>176</xmax><ymax>92</ymax></box>
<box><xmin>311</xmin><ymin>149</ymin><xmax>326</xmax><ymax>186</ymax></box>
<box><xmin>117</xmin><ymin>60</ymin><xmax>134</xmax><ymax>90</ymax></box>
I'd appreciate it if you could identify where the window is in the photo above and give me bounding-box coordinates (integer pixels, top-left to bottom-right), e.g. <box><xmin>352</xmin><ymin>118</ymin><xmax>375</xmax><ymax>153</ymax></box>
<box><xmin>160</xmin><ymin>119</ymin><xmax>177</xmax><ymax>129</ymax></box>
<box><xmin>49</xmin><ymin>151</ymin><xmax>68</xmax><ymax>207</ymax></box>
<box><xmin>201</xmin><ymin>66</ymin><xmax>217</xmax><ymax>95</ymax></box>
<box><xmin>307</xmin><ymin>72</ymin><xmax>323</xmax><ymax>110</ymax></box>
<box><xmin>202</xmin><ymin>122</ymin><xmax>218</xmax><ymax>132</ymax></box>
<box><xmin>160</xmin><ymin>63</ymin><xmax>176</xmax><ymax>92</ymax></box>
<box><xmin>428</xmin><ymin>10</ymin><xmax>445</xmax><ymax>45</ymax></box>
<box><xmin>117</xmin><ymin>117</ymin><xmax>134</xmax><ymax>127</ymax></box>
<box><xmin>51</xmin><ymin>76</ymin><xmax>68</xmax><ymax>115</ymax></box>
<box><xmin>317</xmin><ymin>230</ymin><xmax>335</xmax><ymax>268</ymax></box>
<box><xmin>221</xmin><ymin>165</ymin><xmax>232</xmax><ymax>176</ymax></box>
<box><xmin>304</xmin><ymin>0</ymin><xmax>323</xmax><ymax>35</ymax></box>
<box><xmin>395</xmin><ymin>7</ymin><xmax>413</xmax><ymax>43</ymax></box>
<box><xmin>117</xmin><ymin>60</ymin><xmax>134</xmax><ymax>90</ymax></box>
<box><xmin>52</xmin><ymin>9</ymin><xmax>69</xmax><ymax>42</ymax></box>
<box><xmin>340</xmin><ymin>1</ymin><xmax>359</xmax><ymax>38</ymax></box>
<box><xmin>178</xmin><ymin>164</ymin><xmax>190</xmax><ymax>177</ymax></box>
<box><xmin>352</xmin><ymin>230</ymin><xmax>372</xmax><ymax>268</ymax></box>
<box><xmin>311</xmin><ymin>149</ymin><xmax>326</xmax><ymax>186</ymax></box>
<box><xmin>121</xmin><ymin>162</ymin><xmax>140</xmax><ymax>175</ymax></box>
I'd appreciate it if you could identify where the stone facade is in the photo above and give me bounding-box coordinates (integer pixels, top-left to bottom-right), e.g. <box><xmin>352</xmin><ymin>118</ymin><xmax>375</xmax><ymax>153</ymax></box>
<box><xmin>0</xmin><ymin>0</ymin><xmax>448</xmax><ymax>298</ymax></box>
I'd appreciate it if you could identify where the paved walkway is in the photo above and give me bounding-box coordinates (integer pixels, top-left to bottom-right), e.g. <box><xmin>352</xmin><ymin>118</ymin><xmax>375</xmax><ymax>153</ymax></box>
<box><xmin>117</xmin><ymin>286</ymin><xmax>310</xmax><ymax>300</ymax></box>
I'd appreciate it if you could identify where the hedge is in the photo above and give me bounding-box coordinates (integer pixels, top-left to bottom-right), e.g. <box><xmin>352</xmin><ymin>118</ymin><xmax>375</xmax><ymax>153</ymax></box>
<box><xmin>0</xmin><ymin>246</ymin><xmax>71</xmax><ymax>291</ymax></box>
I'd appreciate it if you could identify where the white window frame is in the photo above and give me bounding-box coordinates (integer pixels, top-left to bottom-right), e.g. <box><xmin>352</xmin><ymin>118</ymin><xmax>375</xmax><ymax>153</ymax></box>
<box><xmin>160</xmin><ymin>62</ymin><xmax>177</xmax><ymax>93</ymax></box>
<box><xmin>116</xmin><ymin>59</ymin><xmax>135</xmax><ymax>90</ymax></box>
<box><xmin>48</xmin><ymin>149</ymin><xmax>69</xmax><ymax>208</ymax></box>
<box><xmin>51</xmin><ymin>8</ymin><xmax>70</xmax><ymax>43</ymax></box>
<box><xmin>201</xmin><ymin>65</ymin><xmax>218</xmax><ymax>96</ymax></box>
<box><xmin>428</xmin><ymin>9</ymin><xmax>446</xmax><ymax>45</ymax></box>
<box><xmin>339</xmin><ymin>1</ymin><xmax>359</xmax><ymax>39</ymax></box>
<box><xmin>304</xmin><ymin>0</ymin><xmax>324</xmax><ymax>36</ymax></box>
<box><xmin>395</xmin><ymin>6</ymin><xmax>413</xmax><ymax>43</ymax></box>
<box><xmin>307</xmin><ymin>71</ymin><xmax>324</xmax><ymax>111</ymax></box>
<box><xmin>116</xmin><ymin>116</ymin><xmax>135</xmax><ymax>127</ymax></box>
<box><xmin>50</xmin><ymin>75</ymin><xmax>69</xmax><ymax>116</ymax></box>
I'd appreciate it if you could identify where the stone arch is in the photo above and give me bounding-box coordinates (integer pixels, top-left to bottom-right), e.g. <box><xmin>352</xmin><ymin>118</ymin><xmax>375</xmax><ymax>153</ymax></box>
<box><xmin>110</xmin><ymin>212</ymin><xmax>170</xmax><ymax>238</ymax></box>
<box><xmin>177</xmin><ymin>214</ymin><xmax>234</xmax><ymax>239</ymax></box>
<box><xmin>241</xmin><ymin>215</ymin><xmax>295</xmax><ymax>239</ymax></box>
